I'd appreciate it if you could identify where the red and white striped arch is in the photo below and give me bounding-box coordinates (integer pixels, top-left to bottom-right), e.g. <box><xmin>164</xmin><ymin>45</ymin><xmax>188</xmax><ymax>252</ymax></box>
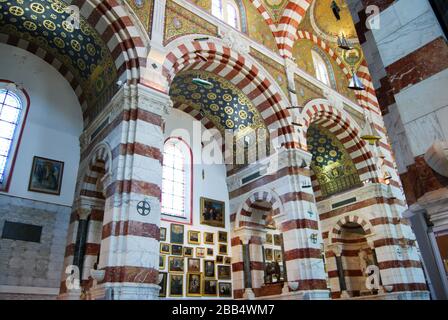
<box><xmin>300</xmin><ymin>99</ymin><xmax>378</xmax><ymax>199</ymax></box>
<box><xmin>248</xmin><ymin>0</ymin><xmax>277</xmax><ymax>35</ymax></box>
<box><xmin>162</xmin><ymin>36</ymin><xmax>299</xmax><ymax>149</ymax></box>
<box><xmin>329</xmin><ymin>214</ymin><xmax>374</xmax><ymax>244</ymax></box>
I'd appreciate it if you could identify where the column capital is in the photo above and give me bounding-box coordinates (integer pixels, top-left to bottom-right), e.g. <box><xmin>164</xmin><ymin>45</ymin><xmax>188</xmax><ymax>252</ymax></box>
<box><xmin>137</xmin><ymin>84</ymin><xmax>173</xmax><ymax>117</ymax></box>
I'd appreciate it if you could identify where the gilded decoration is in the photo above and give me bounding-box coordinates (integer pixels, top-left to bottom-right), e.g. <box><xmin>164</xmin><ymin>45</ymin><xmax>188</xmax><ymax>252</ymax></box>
<box><xmin>164</xmin><ymin>0</ymin><xmax>218</xmax><ymax>45</ymax></box>
<box><xmin>249</xmin><ymin>47</ymin><xmax>288</xmax><ymax>97</ymax></box>
<box><xmin>0</xmin><ymin>0</ymin><xmax>117</xmax><ymax>119</ymax></box>
<box><xmin>169</xmin><ymin>70</ymin><xmax>266</xmax><ymax>135</ymax></box>
<box><xmin>307</xmin><ymin>124</ymin><xmax>361</xmax><ymax>197</ymax></box>
<box><xmin>294</xmin><ymin>74</ymin><xmax>323</xmax><ymax>107</ymax></box>
<box><xmin>311</xmin><ymin>0</ymin><xmax>357</xmax><ymax>40</ymax></box>
<box><xmin>190</xmin><ymin>0</ymin><xmax>211</xmax><ymax>12</ymax></box>
<box><xmin>126</xmin><ymin>0</ymin><xmax>153</xmax><ymax>34</ymax></box>
<box><xmin>260</xmin><ymin>0</ymin><xmax>288</xmax><ymax>24</ymax></box>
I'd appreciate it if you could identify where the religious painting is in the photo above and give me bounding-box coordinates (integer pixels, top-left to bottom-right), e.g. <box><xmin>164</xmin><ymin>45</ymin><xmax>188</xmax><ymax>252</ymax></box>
<box><xmin>160</xmin><ymin>243</ymin><xmax>171</xmax><ymax>254</ymax></box>
<box><xmin>187</xmin><ymin>273</ymin><xmax>202</xmax><ymax>297</ymax></box>
<box><xmin>218</xmin><ymin>231</ymin><xmax>228</xmax><ymax>243</ymax></box>
<box><xmin>204</xmin><ymin>260</ymin><xmax>215</xmax><ymax>278</ymax></box>
<box><xmin>266</xmin><ymin>233</ymin><xmax>273</xmax><ymax>244</ymax></box>
<box><xmin>274</xmin><ymin>249</ymin><xmax>283</xmax><ymax>262</ymax></box>
<box><xmin>159</xmin><ymin>255</ymin><xmax>166</xmax><ymax>270</ymax></box>
<box><xmin>219</xmin><ymin>282</ymin><xmax>232</xmax><ymax>298</ymax></box>
<box><xmin>28</xmin><ymin>156</ymin><xmax>64</xmax><ymax>195</ymax></box>
<box><xmin>218</xmin><ymin>244</ymin><xmax>227</xmax><ymax>255</ymax></box>
<box><xmin>274</xmin><ymin>234</ymin><xmax>282</xmax><ymax>246</ymax></box>
<box><xmin>158</xmin><ymin>272</ymin><xmax>167</xmax><ymax>297</ymax></box>
<box><xmin>265</xmin><ymin>212</ymin><xmax>276</xmax><ymax>229</ymax></box>
<box><xmin>188</xmin><ymin>230</ymin><xmax>200</xmax><ymax>244</ymax></box>
<box><xmin>207</xmin><ymin>248</ymin><xmax>214</xmax><ymax>256</ymax></box>
<box><xmin>169</xmin><ymin>274</ymin><xmax>184</xmax><ymax>297</ymax></box>
<box><xmin>204</xmin><ymin>232</ymin><xmax>214</xmax><ymax>244</ymax></box>
<box><xmin>188</xmin><ymin>258</ymin><xmax>201</xmax><ymax>272</ymax></box>
<box><xmin>172</xmin><ymin>245</ymin><xmax>183</xmax><ymax>256</ymax></box>
<box><xmin>217</xmin><ymin>265</ymin><xmax>231</xmax><ymax>280</ymax></box>
<box><xmin>203</xmin><ymin>279</ymin><xmax>217</xmax><ymax>296</ymax></box>
<box><xmin>171</xmin><ymin>224</ymin><xmax>184</xmax><ymax>244</ymax></box>
<box><xmin>200</xmin><ymin>197</ymin><xmax>225</xmax><ymax>228</ymax></box>
<box><xmin>216</xmin><ymin>255</ymin><xmax>224</xmax><ymax>264</ymax></box>
<box><xmin>184</xmin><ymin>247</ymin><xmax>193</xmax><ymax>257</ymax></box>
<box><xmin>265</xmin><ymin>248</ymin><xmax>273</xmax><ymax>261</ymax></box>
<box><xmin>224</xmin><ymin>257</ymin><xmax>231</xmax><ymax>265</ymax></box>
<box><xmin>196</xmin><ymin>247</ymin><xmax>206</xmax><ymax>258</ymax></box>
<box><xmin>160</xmin><ymin>227</ymin><xmax>167</xmax><ymax>242</ymax></box>
<box><xmin>169</xmin><ymin>256</ymin><xmax>185</xmax><ymax>272</ymax></box>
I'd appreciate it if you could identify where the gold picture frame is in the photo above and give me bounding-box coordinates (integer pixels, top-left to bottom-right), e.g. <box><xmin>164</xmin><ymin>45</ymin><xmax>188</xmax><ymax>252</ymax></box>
<box><xmin>207</xmin><ymin>248</ymin><xmax>214</xmax><ymax>256</ymax></box>
<box><xmin>160</xmin><ymin>243</ymin><xmax>170</xmax><ymax>254</ymax></box>
<box><xmin>169</xmin><ymin>274</ymin><xmax>184</xmax><ymax>297</ymax></box>
<box><xmin>203</xmin><ymin>279</ymin><xmax>218</xmax><ymax>296</ymax></box>
<box><xmin>184</xmin><ymin>246</ymin><xmax>194</xmax><ymax>257</ymax></box>
<box><xmin>204</xmin><ymin>232</ymin><xmax>214</xmax><ymax>245</ymax></box>
<box><xmin>158</xmin><ymin>272</ymin><xmax>167</xmax><ymax>297</ymax></box>
<box><xmin>160</xmin><ymin>227</ymin><xmax>167</xmax><ymax>242</ymax></box>
<box><xmin>171</xmin><ymin>224</ymin><xmax>184</xmax><ymax>244</ymax></box>
<box><xmin>217</xmin><ymin>265</ymin><xmax>231</xmax><ymax>280</ymax></box>
<box><xmin>218</xmin><ymin>231</ymin><xmax>228</xmax><ymax>243</ymax></box>
<box><xmin>186</xmin><ymin>273</ymin><xmax>202</xmax><ymax>297</ymax></box>
<box><xmin>196</xmin><ymin>247</ymin><xmax>206</xmax><ymax>258</ymax></box>
<box><xmin>200</xmin><ymin>197</ymin><xmax>225</xmax><ymax>228</ymax></box>
<box><xmin>168</xmin><ymin>256</ymin><xmax>185</xmax><ymax>272</ymax></box>
<box><xmin>204</xmin><ymin>259</ymin><xmax>215</xmax><ymax>278</ymax></box>
<box><xmin>188</xmin><ymin>258</ymin><xmax>201</xmax><ymax>272</ymax></box>
<box><xmin>159</xmin><ymin>255</ymin><xmax>166</xmax><ymax>270</ymax></box>
<box><xmin>188</xmin><ymin>230</ymin><xmax>200</xmax><ymax>244</ymax></box>
<box><xmin>218</xmin><ymin>244</ymin><xmax>228</xmax><ymax>255</ymax></box>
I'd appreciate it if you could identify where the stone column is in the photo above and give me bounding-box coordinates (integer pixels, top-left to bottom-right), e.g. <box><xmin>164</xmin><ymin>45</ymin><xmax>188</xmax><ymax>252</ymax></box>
<box><xmin>94</xmin><ymin>84</ymin><xmax>172</xmax><ymax>300</ymax></box>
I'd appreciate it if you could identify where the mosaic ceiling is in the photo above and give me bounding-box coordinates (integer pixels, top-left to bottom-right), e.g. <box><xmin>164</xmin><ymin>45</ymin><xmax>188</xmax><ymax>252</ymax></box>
<box><xmin>307</xmin><ymin>124</ymin><xmax>361</xmax><ymax>197</ymax></box>
<box><xmin>170</xmin><ymin>70</ymin><xmax>266</xmax><ymax>134</ymax></box>
<box><xmin>0</xmin><ymin>0</ymin><xmax>117</xmax><ymax>112</ymax></box>
<box><xmin>312</xmin><ymin>0</ymin><xmax>357</xmax><ymax>39</ymax></box>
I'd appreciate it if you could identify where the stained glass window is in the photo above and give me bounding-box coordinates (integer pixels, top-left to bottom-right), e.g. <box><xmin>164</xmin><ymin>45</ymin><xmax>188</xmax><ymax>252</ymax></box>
<box><xmin>0</xmin><ymin>89</ymin><xmax>23</xmax><ymax>184</ymax></box>
<box><xmin>161</xmin><ymin>139</ymin><xmax>187</xmax><ymax>217</ymax></box>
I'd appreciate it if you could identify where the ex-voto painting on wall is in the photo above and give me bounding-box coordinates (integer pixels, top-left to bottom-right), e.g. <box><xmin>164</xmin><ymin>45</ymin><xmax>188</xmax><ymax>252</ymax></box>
<box><xmin>28</xmin><ymin>156</ymin><xmax>64</xmax><ymax>195</ymax></box>
<box><xmin>200</xmin><ymin>197</ymin><xmax>225</xmax><ymax>228</ymax></box>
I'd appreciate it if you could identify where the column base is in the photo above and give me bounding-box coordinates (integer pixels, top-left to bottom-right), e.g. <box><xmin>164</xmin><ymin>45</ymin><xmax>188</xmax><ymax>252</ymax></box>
<box><xmin>57</xmin><ymin>289</ymin><xmax>81</xmax><ymax>300</ymax></box>
<box><xmin>301</xmin><ymin>290</ymin><xmax>331</xmax><ymax>300</ymax></box>
<box><xmin>242</xmin><ymin>288</ymin><xmax>256</xmax><ymax>300</ymax></box>
<box><xmin>96</xmin><ymin>283</ymin><xmax>161</xmax><ymax>300</ymax></box>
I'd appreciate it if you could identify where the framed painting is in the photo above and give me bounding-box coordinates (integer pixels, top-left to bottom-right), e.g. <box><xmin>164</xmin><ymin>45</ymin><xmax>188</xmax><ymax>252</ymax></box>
<box><xmin>218</xmin><ymin>231</ymin><xmax>227</xmax><ymax>243</ymax></box>
<box><xmin>207</xmin><ymin>248</ymin><xmax>214</xmax><ymax>256</ymax></box>
<box><xmin>204</xmin><ymin>260</ymin><xmax>215</xmax><ymax>278</ymax></box>
<box><xmin>171</xmin><ymin>245</ymin><xmax>183</xmax><ymax>256</ymax></box>
<box><xmin>184</xmin><ymin>246</ymin><xmax>194</xmax><ymax>257</ymax></box>
<box><xmin>160</xmin><ymin>227</ymin><xmax>167</xmax><ymax>242</ymax></box>
<box><xmin>196</xmin><ymin>247</ymin><xmax>206</xmax><ymax>258</ymax></box>
<box><xmin>218</xmin><ymin>244</ymin><xmax>227</xmax><ymax>255</ymax></box>
<box><xmin>265</xmin><ymin>248</ymin><xmax>273</xmax><ymax>261</ymax></box>
<box><xmin>159</xmin><ymin>255</ymin><xmax>166</xmax><ymax>270</ymax></box>
<box><xmin>219</xmin><ymin>282</ymin><xmax>232</xmax><ymax>298</ymax></box>
<box><xmin>171</xmin><ymin>224</ymin><xmax>184</xmax><ymax>244</ymax></box>
<box><xmin>160</xmin><ymin>243</ymin><xmax>171</xmax><ymax>254</ymax></box>
<box><xmin>188</xmin><ymin>258</ymin><xmax>201</xmax><ymax>272</ymax></box>
<box><xmin>28</xmin><ymin>156</ymin><xmax>64</xmax><ymax>195</ymax></box>
<box><xmin>158</xmin><ymin>272</ymin><xmax>167</xmax><ymax>297</ymax></box>
<box><xmin>204</xmin><ymin>232</ymin><xmax>214</xmax><ymax>245</ymax></box>
<box><xmin>186</xmin><ymin>273</ymin><xmax>202</xmax><ymax>297</ymax></box>
<box><xmin>224</xmin><ymin>257</ymin><xmax>231</xmax><ymax>265</ymax></box>
<box><xmin>168</xmin><ymin>256</ymin><xmax>185</xmax><ymax>272</ymax></box>
<box><xmin>169</xmin><ymin>274</ymin><xmax>184</xmax><ymax>297</ymax></box>
<box><xmin>200</xmin><ymin>197</ymin><xmax>225</xmax><ymax>228</ymax></box>
<box><xmin>203</xmin><ymin>279</ymin><xmax>217</xmax><ymax>296</ymax></box>
<box><xmin>188</xmin><ymin>230</ymin><xmax>200</xmax><ymax>244</ymax></box>
<box><xmin>216</xmin><ymin>255</ymin><xmax>224</xmax><ymax>264</ymax></box>
<box><xmin>266</xmin><ymin>233</ymin><xmax>273</xmax><ymax>245</ymax></box>
<box><xmin>274</xmin><ymin>249</ymin><xmax>283</xmax><ymax>262</ymax></box>
<box><xmin>274</xmin><ymin>234</ymin><xmax>282</xmax><ymax>246</ymax></box>
<box><xmin>217</xmin><ymin>265</ymin><xmax>231</xmax><ymax>280</ymax></box>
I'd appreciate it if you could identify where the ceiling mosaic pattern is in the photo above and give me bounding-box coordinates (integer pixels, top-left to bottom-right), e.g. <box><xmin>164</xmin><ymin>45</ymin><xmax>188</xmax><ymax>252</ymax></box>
<box><xmin>170</xmin><ymin>70</ymin><xmax>266</xmax><ymax>133</ymax></box>
<box><xmin>307</xmin><ymin>124</ymin><xmax>361</xmax><ymax>197</ymax></box>
<box><xmin>0</xmin><ymin>0</ymin><xmax>117</xmax><ymax>109</ymax></box>
<box><xmin>312</xmin><ymin>0</ymin><xmax>357</xmax><ymax>39</ymax></box>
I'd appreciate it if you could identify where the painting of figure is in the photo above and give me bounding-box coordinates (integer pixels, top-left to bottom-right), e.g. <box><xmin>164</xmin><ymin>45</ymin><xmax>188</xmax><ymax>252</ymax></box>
<box><xmin>200</xmin><ymin>197</ymin><xmax>225</xmax><ymax>228</ymax></box>
<box><xmin>28</xmin><ymin>156</ymin><xmax>64</xmax><ymax>195</ymax></box>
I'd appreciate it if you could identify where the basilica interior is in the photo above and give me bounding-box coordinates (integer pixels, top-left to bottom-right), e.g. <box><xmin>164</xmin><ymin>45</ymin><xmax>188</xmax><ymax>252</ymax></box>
<box><xmin>0</xmin><ymin>0</ymin><xmax>447</xmax><ymax>300</ymax></box>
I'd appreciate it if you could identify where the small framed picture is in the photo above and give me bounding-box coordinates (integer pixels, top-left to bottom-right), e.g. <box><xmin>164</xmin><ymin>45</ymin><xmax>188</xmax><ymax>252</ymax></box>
<box><xmin>188</xmin><ymin>258</ymin><xmax>201</xmax><ymax>272</ymax></box>
<box><xmin>216</xmin><ymin>255</ymin><xmax>224</xmax><ymax>264</ymax></box>
<box><xmin>168</xmin><ymin>256</ymin><xmax>185</xmax><ymax>272</ymax></box>
<box><xmin>204</xmin><ymin>232</ymin><xmax>214</xmax><ymax>245</ymax></box>
<box><xmin>196</xmin><ymin>247</ymin><xmax>206</xmax><ymax>258</ymax></box>
<box><xmin>172</xmin><ymin>245</ymin><xmax>183</xmax><ymax>256</ymax></box>
<box><xmin>171</xmin><ymin>224</ymin><xmax>184</xmax><ymax>244</ymax></box>
<box><xmin>158</xmin><ymin>272</ymin><xmax>167</xmax><ymax>297</ymax></box>
<box><xmin>219</xmin><ymin>282</ymin><xmax>232</xmax><ymax>298</ymax></box>
<box><xmin>274</xmin><ymin>249</ymin><xmax>283</xmax><ymax>262</ymax></box>
<box><xmin>187</xmin><ymin>273</ymin><xmax>202</xmax><ymax>297</ymax></box>
<box><xmin>217</xmin><ymin>265</ymin><xmax>231</xmax><ymax>280</ymax></box>
<box><xmin>169</xmin><ymin>274</ymin><xmax>184</xmax><ymax>297</ymax></box>
<box><xmin>188</xmin><ymin>230</ymin><xmax>200</xmax><ymax>244</ymax></box>
<box><xmin>266</xmin><ymin>234</ymin><xmax>273</xmax><ymax>244</ymax></box>
<box><xmin>218</xmin><ymin>244</ymin><xmax>227</xmax><ymax>255</ymax></box>
<box><xmin>204</xmin><ymin>260</ymin><xmax>215</xmax><ymax>278</ymax></box>
<box><xmin>203</xmin><ymin>279</ymin><xmax>217</xmax><ymax>296</ymax></box>
<box><xmin>224</xmin><ymin>257</ymin><xmax>231</xmax><ymax>265</ymax></box>
<box><xmin>218</xmin><ymin>231</ymin><xmax>228</xmax><ymax>243</ymax></box>
<box><xmin>184</xmin><ymin>247</ymin><xmax>194</xmax><ymax>257</ymax></box>
<box><xmin>207</xmin><ymin>248</ymin><xmax>214</xmax><ymax>256</ymax></box>
<box><xmin>265</xmin><ymin>248</ymin><xmax>273</xmax><ymax>261</ymax></box>
<box><xmin>160</xmin><ymin>227</ymin><xmax>167</xmax><ymax>242</ymax></box>
<box><xmin>274</xmin><ymin>234</ymin><xmax>282</xmax><ymax>246</ymax></box>
<box><xmin>200</xmin><ymin>197</ymin><xmax>225</xmax><ymax>228</ymax></box>
<box><xmin>159</xmin><ymin>255</ymin><xmax>166</xmax><ymax>270</ymax></box>
<box><xmin>28</xmin><ymin>156</ymin><xmax>64</xmax><ymax>195</ymax></box>
<box><xmin>160</xmin><ymin>243</ymin><xmax>171</xmax><ymax>254</ymax></box>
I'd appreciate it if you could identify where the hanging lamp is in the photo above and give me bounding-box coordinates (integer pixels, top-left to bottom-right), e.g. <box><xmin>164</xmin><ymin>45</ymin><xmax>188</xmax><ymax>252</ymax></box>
<box><xmin>360</xmin><ymin>121</ymin><xmax>381</xmax><ymax>145</ymax></box>
<box><xmin>337</xmin><ymin>33</ymin><xmax>353</xmax><ymax>50</ymax></box>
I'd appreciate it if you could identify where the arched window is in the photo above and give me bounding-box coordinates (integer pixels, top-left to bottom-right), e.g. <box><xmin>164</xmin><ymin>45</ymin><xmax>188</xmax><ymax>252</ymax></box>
<box><xmin>0</xmin><ymin>82</ymin><xmax>28</xmax><ymax>191</ymax></box>
<box><xmin>312</xmin><ymin>50</ymin><xmax>331</xmax><ymax>87</ymax></box>
<box><xmin>161</xmin><ymin>138</ymin><xmax>192</xmax><ymax>219</ymax></box>
<box><xmin>212</xmin><ymin>0</ymin><xmax>241</xmax><ymax>30</ymax></box>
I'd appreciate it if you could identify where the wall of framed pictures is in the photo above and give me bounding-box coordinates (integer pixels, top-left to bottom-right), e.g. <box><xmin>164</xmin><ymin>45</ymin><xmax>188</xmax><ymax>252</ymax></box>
<box><xmin>263</xmin><ymin>231</ymin><xmax>286</xmax><ymax>284</ymax></box>
<box><xmin>159</xmin><ymin>110</ymin><xmax>232</xmax><ymax>299</ymax></box>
